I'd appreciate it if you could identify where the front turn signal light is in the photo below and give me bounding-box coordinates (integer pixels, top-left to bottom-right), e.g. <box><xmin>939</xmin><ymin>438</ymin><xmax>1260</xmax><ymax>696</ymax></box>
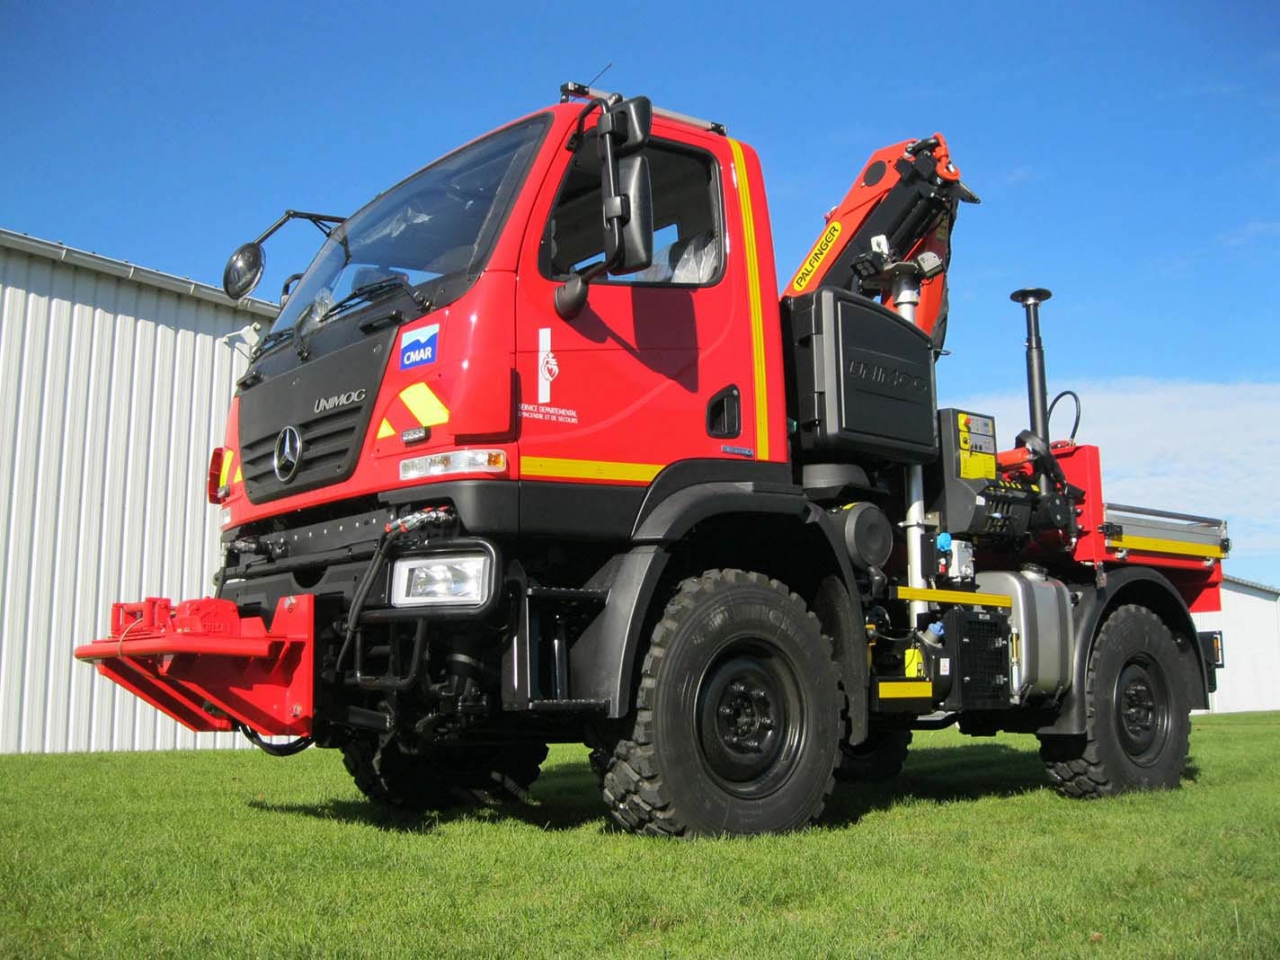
<box><xmin>399</xmin><ymin>449</ymin><xmax>507</xmax><ymax>482</ymax></box>
<box><xmin>208</xmin><ymin>447</ymin><xmax>228</xmax><ymax>504</ymax></box>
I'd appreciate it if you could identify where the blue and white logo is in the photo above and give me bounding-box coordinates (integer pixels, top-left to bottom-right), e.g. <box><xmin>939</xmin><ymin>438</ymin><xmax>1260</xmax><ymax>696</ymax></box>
<box><xmin>399</xmin><ymin>324</ymin><xmax>439</xmax><ymax>370</ymax></box>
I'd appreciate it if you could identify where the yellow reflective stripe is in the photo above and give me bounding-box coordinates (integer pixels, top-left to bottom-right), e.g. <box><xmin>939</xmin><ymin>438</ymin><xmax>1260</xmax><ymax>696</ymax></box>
<box><xmin>728</xmin><ymin>138</ymin><xmax>769</xmax><ymax>461</ymax></box>
<box><xmin>233</xmin><ymin>465</ymin><xmax>242</xmax><ymax>484</ymax></box>
<box><xmin>520</xmin><ymin>457</ymin><xmax>662</xmax><ymax>483</ymax></box>
<box><xmin>377</xmin><ymin>418</ymin><xmax>396</xmax><ymax>440</ymax></box>
<box><xmin>879</xmin><ymin>680</ymin><xmax>933</xmax><ymax>700</ymax></box>
<box><xmin>218</xmin><ymin>451</ymin><xmax>233</xmax><ymax>487</ymax></box>
<box><xmin>895</xmin><ymin>586</ymin><xmax>1013</xmax><ymax>608</ymax></box>
<box><xmin>399</xmin><ymin>383</ymin><xmax>450</xmax><ymax>427</ymax></box>
<box><xmin>1107</xmin><ymin>534</ymin><xmax>1224</xmax><ymax>559</ymax></box>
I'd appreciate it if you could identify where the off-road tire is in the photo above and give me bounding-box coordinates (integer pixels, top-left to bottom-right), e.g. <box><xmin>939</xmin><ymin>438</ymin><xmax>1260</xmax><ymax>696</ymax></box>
<box><xmin>599</xmin><ymin>569</ymin><xmax>841</xmax><ymax>837</ymax></box>
<box><xmin>343</xmin><ymin>739</ymin><xmax>549</xmax><ymax>809</ymax></box>
<box><xmin>1041</xmin><ymin>604</ymin><xmax>1191</xmax><ymax>799</ymax></box>
<box><xmin>837</xmin><ymin>728</ymin><xmax>913</xmax><ymax>782</ymax></box>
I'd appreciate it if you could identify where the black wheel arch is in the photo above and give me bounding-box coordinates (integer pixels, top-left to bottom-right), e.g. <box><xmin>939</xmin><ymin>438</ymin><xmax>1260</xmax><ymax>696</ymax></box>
<box><xmin>1040</xmin><ymin>565</ymin><xmax>1209</xmax><ymax>736</ymax></box>
<box><xmin>570</xmin><ymin>476</ymin><xmax>868</xmax><ymax>727</ymax></box>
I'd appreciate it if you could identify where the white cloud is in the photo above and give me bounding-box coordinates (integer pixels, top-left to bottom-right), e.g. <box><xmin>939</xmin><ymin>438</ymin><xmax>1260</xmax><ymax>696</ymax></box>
<box><xmin>1215</xmin><ymin>221</ymin><xmax>1280</xmax><ymax>247</ymax></box>
<box><xmin>1001</xmin><ymin>165</ymin><xmax>1037</xmax><ymax>185</ymax></box>
<box><xmin>950</xmin><ymin>379</ymin><xmax>1280</xmax><ymax>586</ymax></box>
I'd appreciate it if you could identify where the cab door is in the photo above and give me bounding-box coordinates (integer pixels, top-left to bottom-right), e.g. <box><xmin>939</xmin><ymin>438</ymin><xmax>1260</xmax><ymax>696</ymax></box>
<box><xmin>514</xmin><ymin>122</ymin><xmax>756</xmax><ymax>527</ymax></box>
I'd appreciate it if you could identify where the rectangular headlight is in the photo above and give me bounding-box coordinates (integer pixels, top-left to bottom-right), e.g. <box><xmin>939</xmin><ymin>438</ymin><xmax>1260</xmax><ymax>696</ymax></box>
<box><xmin>400</xmin><ymin>449</ymin><xmax>507</xmax><ymax>482</ymax></box>
<box><xmin>390</xmin><ymin>553</ymin><xmax>491</xmax><ymax>608</ymax></box>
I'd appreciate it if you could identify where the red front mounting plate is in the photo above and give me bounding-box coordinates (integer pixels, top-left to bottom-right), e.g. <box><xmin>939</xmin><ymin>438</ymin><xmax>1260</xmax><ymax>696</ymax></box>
<box><xmin>74</xmin><ymin>595</ymin><xmax>315</xmax><ymax>736</ymax></box>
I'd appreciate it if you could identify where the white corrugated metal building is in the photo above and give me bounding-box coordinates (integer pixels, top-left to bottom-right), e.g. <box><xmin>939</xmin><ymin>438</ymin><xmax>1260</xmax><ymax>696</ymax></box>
<box><xmin>0</xmin><ymin>228</ymin><xmax>273</xmax><ymax>753</ymax></box>
<box><xmin>1194</xmin><ymin>576</ymin><xmax>1280</xmax><ymax>714</ymax></box>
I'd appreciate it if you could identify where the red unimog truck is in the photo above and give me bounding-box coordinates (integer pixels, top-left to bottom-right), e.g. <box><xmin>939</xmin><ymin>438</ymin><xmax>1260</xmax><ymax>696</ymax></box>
<box><xmin>77</xmin><ymin>84</ymin><xmax>1227</xmax><ymax>836</ymax></box>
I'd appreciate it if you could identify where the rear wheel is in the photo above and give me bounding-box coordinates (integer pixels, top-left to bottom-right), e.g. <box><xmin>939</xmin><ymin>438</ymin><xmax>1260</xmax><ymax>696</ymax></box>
<box><xmin>343</xmin><ymin>739</ymin><xmax>549</xmax><ymax>809</ymax></box>
<box><xmin>1041</xmin><ymin>604</ymin><xmax>1191</xmax><ymax>798</ymax></box>
<box><xmin>599</xmin><ymin>569</ymin><xmax>841</xmax><ymax>836</ymax></box>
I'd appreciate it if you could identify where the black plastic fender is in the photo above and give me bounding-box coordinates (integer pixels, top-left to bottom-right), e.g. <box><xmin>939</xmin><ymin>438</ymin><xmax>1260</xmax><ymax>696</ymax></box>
<box><xmin>571</xmin><ymin>476</ymin><xmax>869</xmax><ymax>735</ymax></box>
<box><xmin>1039</xmin><ymin>565</ymin><xmax>1209</xmax><ymax>736</ymax></box>
<box><xmin>567</xmin><ymin>545</ymin><xmax>671</xmax><ymax>718</ymax></box>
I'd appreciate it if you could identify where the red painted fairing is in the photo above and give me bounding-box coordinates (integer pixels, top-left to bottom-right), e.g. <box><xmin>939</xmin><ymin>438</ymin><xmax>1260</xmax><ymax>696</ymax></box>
<box><xmin>1052</xmin><ymin>444</ymin><xmax>1221</xmax><ymax>613</ymax></box>
<box><xmin>220</xmin><ymin>275</ymin><xmax>524</xmax><ymax>527</ymax></box>
<box><xmin>74</xmin><ymin>596</ymin><xmax>315</xmax><ymax>735</ymax></box>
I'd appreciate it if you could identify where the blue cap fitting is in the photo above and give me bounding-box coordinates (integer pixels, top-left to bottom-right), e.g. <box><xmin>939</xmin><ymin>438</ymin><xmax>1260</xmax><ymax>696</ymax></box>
<box><xmin>927</xmin><ymin>621</ymin><xmax>946</xmax><ymax>637</ymax></box>
<box><xmin>937</xmin><ymin>532</ymin><xmax>953</xmax><ymax>551</ymax></box>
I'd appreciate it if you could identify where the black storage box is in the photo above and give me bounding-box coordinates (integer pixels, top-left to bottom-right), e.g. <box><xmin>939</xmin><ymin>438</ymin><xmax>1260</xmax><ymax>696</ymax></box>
<box><xmin>784</xmin><ymin>287</ymin><xmax>938</xmax><ymax>464</ymax></box>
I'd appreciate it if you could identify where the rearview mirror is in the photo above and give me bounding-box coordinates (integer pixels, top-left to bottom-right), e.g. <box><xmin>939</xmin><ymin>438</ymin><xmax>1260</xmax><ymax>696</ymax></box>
<box><xmin>553</xmin><ymin>94</ymin><xmax>656</xmax><ymax>320</ymax></box>
<box><xmin>223</xmin><ymin>242</ymin><xmax>265</xmax><ymax>300</ymax></box>
<box><xmin>606</xmin><ymin>154</ymin><xmax>653</xmax><ymax>275</ymax></box>
<box><xmin>601</xmin><ymin>97</ymin><xmax>652</xmax><ymax>156</ymax></box>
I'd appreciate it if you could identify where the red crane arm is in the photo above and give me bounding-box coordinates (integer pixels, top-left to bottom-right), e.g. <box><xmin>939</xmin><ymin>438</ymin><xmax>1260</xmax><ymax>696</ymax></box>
<box><xmin>785</xmin><ymin>133</ymin><xmax>977</xmax><ymax>340</ymax></box>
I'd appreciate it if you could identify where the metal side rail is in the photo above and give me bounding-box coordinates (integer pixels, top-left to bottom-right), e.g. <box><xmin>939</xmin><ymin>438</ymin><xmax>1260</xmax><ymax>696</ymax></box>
<box><xmin>74</xmin><ymin>595</ymin><xmax>315</xmax><ymax>736</ymax></box>
<box><xmin>1102</xmin><ymin>503</ymin><xmax>1229</xmax><ymax>561</ymax></box>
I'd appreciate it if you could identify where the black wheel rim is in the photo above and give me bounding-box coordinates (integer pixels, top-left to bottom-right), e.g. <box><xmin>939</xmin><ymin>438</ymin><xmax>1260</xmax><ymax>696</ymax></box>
<box><xmin>695</xmin><ymin>639</ymin><xmax>804</xmax><ymax>799</ymax></box>
<box><xmin>1113</xmin><ymin>655</ymin><xmax>1171</xmax><ymax>766</ymax></box>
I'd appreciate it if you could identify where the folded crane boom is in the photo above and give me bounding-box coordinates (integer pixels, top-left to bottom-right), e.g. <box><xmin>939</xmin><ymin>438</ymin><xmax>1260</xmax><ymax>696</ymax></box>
<box><xmin>787</xmin><ymin>133</ymin><xmax>978</xmax><ymax>340</ymax></box>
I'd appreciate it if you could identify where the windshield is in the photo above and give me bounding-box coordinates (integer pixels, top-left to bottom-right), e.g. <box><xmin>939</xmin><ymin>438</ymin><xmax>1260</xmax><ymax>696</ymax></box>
<box><xmin>268</xmin><ymin>116</ymin><xmax>548</xmax><ymax>337</ymax></box>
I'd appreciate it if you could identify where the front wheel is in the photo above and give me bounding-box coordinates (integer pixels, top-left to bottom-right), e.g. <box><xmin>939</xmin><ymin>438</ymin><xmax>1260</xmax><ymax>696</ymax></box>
<box><xmin>1041</xmin><ymin>604</ymin><xmax>1191</xmax><ymax>798</ymax></box>
<box><xmin>343</xmin><ymin>739</ymin><xmax>549</xmax><ymax>810</ymax></box>
<box><xmin>599</xmin><ymin>569</ymin><xmax>841</xmax><ymax>836</ymax></box>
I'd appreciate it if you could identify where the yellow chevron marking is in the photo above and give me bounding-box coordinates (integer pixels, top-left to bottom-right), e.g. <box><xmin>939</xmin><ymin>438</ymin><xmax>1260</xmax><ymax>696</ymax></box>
<box><xmin>399</xmin><ymin>383</ymin><xmax>450</xmax><ymax>427</ymax></box>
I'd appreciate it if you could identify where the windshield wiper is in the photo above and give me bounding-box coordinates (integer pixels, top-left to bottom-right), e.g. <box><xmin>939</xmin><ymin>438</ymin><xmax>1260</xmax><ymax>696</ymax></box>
<box><xmin>317</xmin><ymin>276</ymin><xmax>430</xmax><ymax>326</ymax></box>
<box><xmin>250</xmin><ymin>327</ymin><xmax>295</xmax><ymax>359</ymax></box>
<box><xmin>293</xmin><ymin>277</ymin><xmax>431</xmax><ymax>360</ymax></box>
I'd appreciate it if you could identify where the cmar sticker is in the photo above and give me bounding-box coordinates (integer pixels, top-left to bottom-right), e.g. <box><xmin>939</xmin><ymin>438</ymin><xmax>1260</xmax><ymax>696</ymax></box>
<box><xmin>399</xmin><ymin>324</ymin><xmax>439</xmax><ymax>369</ymax></box>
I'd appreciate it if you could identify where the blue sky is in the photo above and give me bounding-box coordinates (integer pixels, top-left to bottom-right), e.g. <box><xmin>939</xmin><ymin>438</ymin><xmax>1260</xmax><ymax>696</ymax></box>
<box><xmin>2</xmin><ymin>1</ymin><xmax>1277</xmax><ymax>582</ymax></box>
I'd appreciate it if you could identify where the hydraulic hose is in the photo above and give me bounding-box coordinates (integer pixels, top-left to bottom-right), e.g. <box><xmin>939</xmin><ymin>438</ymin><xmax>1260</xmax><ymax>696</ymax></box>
<box><xmin>334</xmin><ymin>508</ymin><xmax>442</xmax><ymax>675</ymax></box>
<box><xmin>334</xmin><ymin>530</ymin><xmax>397</xmax><ymax>675</ymax></box>
<box><xmin>1047</xmin><ymin>389</ymin><xmax>1082</xmax><ymax>441</ymax></box>
<box><xmin>238</xmin><ymin>723</ymin><xmax>313</xmax><ymax>756</ymax></box>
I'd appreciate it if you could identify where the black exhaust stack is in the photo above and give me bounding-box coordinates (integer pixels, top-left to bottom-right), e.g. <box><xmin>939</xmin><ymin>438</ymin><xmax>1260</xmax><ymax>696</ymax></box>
<box><xmin>1010</xmin><ymin>288</ymin><xmax>1052</xmax><ymax>443</ymax></box>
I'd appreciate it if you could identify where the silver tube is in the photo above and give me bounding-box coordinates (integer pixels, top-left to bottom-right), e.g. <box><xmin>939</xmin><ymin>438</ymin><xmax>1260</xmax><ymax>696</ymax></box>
<box><xmin>905</xmin><ymin>464</ymin><xmax>929</xmax><ymax>625</ymax></box>
<box><xmin>891</xmin><ymin>270</ymin><xmax>929</xmax><ymax>626</ymax></box>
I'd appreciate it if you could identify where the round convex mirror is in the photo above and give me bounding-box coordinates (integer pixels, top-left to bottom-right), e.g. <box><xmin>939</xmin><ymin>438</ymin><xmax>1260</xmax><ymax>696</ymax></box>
<box><xmin>223</xmin><ymin>242</ymin><xmax>265</xmax><ymax>300</ymax></box>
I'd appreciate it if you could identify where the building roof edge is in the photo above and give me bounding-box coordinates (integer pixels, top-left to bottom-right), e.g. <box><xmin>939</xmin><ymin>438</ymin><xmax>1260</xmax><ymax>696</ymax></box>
<box><xmin>0</xmin><ymin>227</ymin><xmax>279</xmax><ymax>320</ymax></box>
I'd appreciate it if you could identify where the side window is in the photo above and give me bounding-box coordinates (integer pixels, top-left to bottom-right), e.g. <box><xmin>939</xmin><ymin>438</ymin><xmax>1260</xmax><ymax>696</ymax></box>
<box><xmin>540</xmin><ymin>140</ymin><xmax>723</xmax><ymax>286</ymax></box>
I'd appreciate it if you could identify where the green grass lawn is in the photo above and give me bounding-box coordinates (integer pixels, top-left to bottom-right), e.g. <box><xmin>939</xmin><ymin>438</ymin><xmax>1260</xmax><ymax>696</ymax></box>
<box><xmin>3</xmin><ymin>713</ymin><xmax>1278</xmax><ymax>958</ymax></box>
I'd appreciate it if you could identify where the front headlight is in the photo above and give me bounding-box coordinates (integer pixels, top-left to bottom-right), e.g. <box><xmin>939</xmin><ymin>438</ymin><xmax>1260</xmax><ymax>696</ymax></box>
<box><xmin>390</xmin><ymin>553</ymin><xmax>491</xmax><ymax>608</ymax></box>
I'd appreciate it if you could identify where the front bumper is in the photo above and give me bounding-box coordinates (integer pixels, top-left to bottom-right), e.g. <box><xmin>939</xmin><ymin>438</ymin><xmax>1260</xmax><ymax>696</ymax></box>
<box><xmin>78</xmin><ymin>496</ymin><xmax>513</xmax><ymax>737</ymax></box>
<box><xmin>74</xmin><ymin>596</ymin><xmax>315</xmax><ymax>736</ymax></box>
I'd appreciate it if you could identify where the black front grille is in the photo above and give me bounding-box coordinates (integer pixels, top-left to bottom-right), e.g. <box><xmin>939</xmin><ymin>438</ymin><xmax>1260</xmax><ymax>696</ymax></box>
<box><xmin>237</xmin><ymin>327</ymin><xmax>395</xmax><ymax>504</ymax></box>
<box><xmin>241</xmin><ymin>405</ymin><xmax>365</xmax><ymax>497</ymax></box>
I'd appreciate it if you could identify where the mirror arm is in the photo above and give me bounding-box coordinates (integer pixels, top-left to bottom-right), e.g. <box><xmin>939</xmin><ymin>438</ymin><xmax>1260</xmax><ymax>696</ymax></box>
<box><xmin>554</xmin><ymin>259</ymin><xmax>610</xmax><ymax>321</ymax></box>
<box><xmin>596</xmin><ymin>119</ymin><xmax>628</xmax><ymax>275</ymax></box>
<box><xmin>252</xmin><ymin>209</ymin><xmax>347</xmax><ymax>245</ymax></box>
<box><xmin>565</xmin><ymin>96</ymin><xmax>617</xmax><ymax>152</ymax></box>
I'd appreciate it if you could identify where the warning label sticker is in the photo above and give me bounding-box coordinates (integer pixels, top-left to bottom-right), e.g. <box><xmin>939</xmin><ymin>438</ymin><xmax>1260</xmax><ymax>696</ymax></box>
<box><xmin>958</xmin><ymin>411</ymin><xmax>997</xmax><ymax>480</ymax></box>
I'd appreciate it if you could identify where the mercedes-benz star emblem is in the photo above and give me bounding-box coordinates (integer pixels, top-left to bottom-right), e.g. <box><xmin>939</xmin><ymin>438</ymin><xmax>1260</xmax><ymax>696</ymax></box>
<box><xmin>273</xmin><ymin>426</ymin><xmax>303</xmax><ymax>483</ymax></box>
